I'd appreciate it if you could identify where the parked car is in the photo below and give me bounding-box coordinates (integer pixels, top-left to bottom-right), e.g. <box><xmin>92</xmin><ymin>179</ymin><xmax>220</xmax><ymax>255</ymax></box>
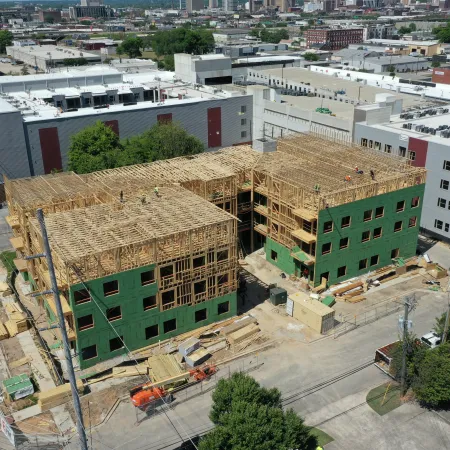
<box><xmin>421</xmin><ymin>331</ymin><xmax>441</xmax><ymax>349</ymax></box>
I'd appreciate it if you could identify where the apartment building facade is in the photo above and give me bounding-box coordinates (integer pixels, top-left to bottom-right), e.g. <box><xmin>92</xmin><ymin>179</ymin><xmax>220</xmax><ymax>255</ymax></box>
<box><xmin>305</xmin><ymin>28</ymin><xmax>364</xmax><ymax>50</ymax></box>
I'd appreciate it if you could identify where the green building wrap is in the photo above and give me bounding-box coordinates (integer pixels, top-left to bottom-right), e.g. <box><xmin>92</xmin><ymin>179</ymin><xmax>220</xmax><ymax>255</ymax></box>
<box><xmin>67</xmin><ymin>263</ymin><xmax>237</xmax><ymax>369</ymax></box>
<box><xmin>265</xmin><ymin>184</ymin><xmax>425</xmax><ymax>288</ymax></box>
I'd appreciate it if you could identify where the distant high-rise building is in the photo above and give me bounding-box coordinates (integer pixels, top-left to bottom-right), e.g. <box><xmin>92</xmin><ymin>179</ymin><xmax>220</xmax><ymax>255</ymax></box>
<box><xmin>69</xmin><ymin>0</ymin><xmax>112</xmax><ymax>18</ymax></box>
<box><xmin>223</xmin><ymin>0</ymin><xmax>238</xmax><ymax>11</ymax></box>
<box><xmin>209</xmin><ymin>0</ymin><xmax>218</xmax><ymax>7</ymax></box>
<box><xmin>187</xmin><ymin>0</ymin><xmax>203</xmax><ymax>12</ymax></box>
<box><xmin>80</xmin><ymin>0</ymin><xmax>103</xmax><ymax>6</ymax></box>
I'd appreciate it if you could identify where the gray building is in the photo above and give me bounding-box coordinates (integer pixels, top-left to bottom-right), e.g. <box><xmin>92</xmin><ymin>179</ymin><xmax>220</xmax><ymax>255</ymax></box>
<box><xmin>353</xmin><ymin>56</ymin><xmax>430</xmax><ymax>74</ymax></box>
<box><xmin>186</xmin><ymin>0</ymin><xmax>203</xmax><ymax>12</ymax></box>
<box><xmin>0</xmin><ymin>69</ymin><xmax>253</xmax><ymax>179</ymax></box>
<box><xmin>354</xmin><ymin>103</ymin><xmax>450</xmax><ymax>242</ymax></box>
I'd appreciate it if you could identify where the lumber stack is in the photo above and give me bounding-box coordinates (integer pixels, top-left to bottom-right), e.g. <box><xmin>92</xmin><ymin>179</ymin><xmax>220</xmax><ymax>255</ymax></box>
<box><xmin>221</xmin><ymin>316</ymin><xmax>257</xmax><ymax>336</ymax></box>
<box><xmin>4</xmin><ymin>303</ymin><xmax>28</xmax><ymax>335</ymax></box>
<box><xmin>227</xmin><ymin>323</ymin><xmax>260</xmax><ymax>348</ymax></box>
<box><xmin>112</xmin><ymin>363</ymin><xmax>149</xmax><ymax>379</ymax></box>
<box><xmin>0</xmin><ymin>321</ymin><xmax>9</xmax><ymax>340</ymax></box>
<box><xmin>38</xmin><ymin>380</ymin><xmax>84</xmax><ymax>411</ymax></box>
<box><xmin>148</xmin><ymin>354</ymin><xmax>186</xmax><ymax>384</ymax></box>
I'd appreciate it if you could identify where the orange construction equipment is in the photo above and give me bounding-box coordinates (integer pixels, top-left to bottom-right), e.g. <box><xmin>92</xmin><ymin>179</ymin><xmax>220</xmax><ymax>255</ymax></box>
<box><xmin>130</xmin><ymin>365</ymin><xmax>217</xmax><ymax>409</ymax></box>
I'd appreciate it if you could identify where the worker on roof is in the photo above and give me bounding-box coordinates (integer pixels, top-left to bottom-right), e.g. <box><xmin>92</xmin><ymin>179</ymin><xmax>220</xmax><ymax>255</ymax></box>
<box><xmin>154</xmin><ymin>186</ymin><xmax>159</xmax><ymax>197</ymax></box>
<box><xmin>345</xmin><ymin>175</ymin><xmax>352</xmax><ymax>182</ymax></box>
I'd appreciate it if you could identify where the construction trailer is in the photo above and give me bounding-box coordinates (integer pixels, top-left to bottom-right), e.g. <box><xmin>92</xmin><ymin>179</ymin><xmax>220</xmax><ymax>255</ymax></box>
<box><xmin>253</xmin><ymin>134</ymin><xmax>426</xmax><ymax>286</ymax></box>
<box><xmin>4</xmin><ymin>134</ymin><xmax>427</xmax><ymax>370</ymax></box>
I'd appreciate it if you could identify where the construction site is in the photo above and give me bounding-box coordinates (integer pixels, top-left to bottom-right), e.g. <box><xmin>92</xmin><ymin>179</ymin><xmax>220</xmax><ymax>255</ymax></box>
<box><xmin>3</xmin><ymin>134</ymin><xmax>427</xmax><ymax>374</ymax></box>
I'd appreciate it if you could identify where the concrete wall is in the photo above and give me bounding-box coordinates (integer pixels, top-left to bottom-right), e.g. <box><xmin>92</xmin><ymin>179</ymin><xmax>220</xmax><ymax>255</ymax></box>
<box><xmin>174</xmin><ymin>54</ymin><xmax>195</xmax><ymax>84</ymax></box>
<box><xmin>23</xmin><ymin>95</ymin><xmax>253</xmax><ymax>176</ymax></box>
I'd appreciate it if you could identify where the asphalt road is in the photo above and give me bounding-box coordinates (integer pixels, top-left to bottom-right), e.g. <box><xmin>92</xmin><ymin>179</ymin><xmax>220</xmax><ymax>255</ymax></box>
<box><xmin>87</xmin><ymin>286</ymin><xmax>450</xmax><ymax>450</ymax></box>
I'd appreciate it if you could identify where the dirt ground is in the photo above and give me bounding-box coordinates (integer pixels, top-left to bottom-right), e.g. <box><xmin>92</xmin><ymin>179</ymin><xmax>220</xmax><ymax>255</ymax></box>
<box><xmin>14</xmin><ymin>412</ymin><xmax>59</xmax><ymax>435</ymax></box>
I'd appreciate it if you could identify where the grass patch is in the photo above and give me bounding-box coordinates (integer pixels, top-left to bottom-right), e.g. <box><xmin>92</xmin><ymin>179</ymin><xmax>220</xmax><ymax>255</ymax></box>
<box><xmin>0</xmin><ymin>250</ymin><xmax>16</xmax><ymax>277</ymax></box>
<box><xmin>310</xmin><ymin>427</ymin><xmax>334</xmax><ymax>446</ymax></box>
<box><xmin>366</xmin><ymin>382</ymin><xmax>402</xmax><ymax>416</ymax></box>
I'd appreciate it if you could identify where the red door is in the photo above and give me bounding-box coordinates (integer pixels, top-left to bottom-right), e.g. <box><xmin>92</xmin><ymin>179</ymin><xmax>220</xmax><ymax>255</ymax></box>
<box><xmin>207</xmin><ymin>107</ymin><xmax>222</xmax><ymax>148</ymax></box>
<box><xmin>104</xmin><ymin>120</ymin><xmax>119</xmax><ymax>136</ymax></box>
<box><xmin>157</xmin><ymin>113</ymin><xmax>172</xmax><ymax>124</ymax></box>
<box><xmin>38</xmin><ymin>127</ymin><xmax>63</xmax><ymax>174</ymax></box>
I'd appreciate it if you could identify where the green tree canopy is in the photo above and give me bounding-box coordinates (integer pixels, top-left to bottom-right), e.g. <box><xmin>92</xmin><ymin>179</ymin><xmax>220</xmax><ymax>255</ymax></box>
<box><xmin>253</xmin><ymin>28</ymin><xmax>289</xmax><ymax>44</ymax></box>
<box><xmin>433</xmin><ymin>22</ymin><xmax>450</xmax><ymax>43</ymax></box>
<box><xmin>68</xmin><ymin>121</ymin><xmax>204</xmax><ymax>174</ymax></box>
<box><xmin>200</xmin><ymin>373</ymin><xmax>317</xmax><ymax>450</ymax></box>
<box><xmin>413</xmin><ymin>343</ymin><xmax>450</xmax><ymax>408</ymax></box>
<box><xmin>68</xmin><ymin>121</ymin><xmax>124</xmax><ymax>174</ymax></box>
<box><xmin>150</xmin><ymin>28</ymin><xmax>214</xmax><ymax>58</ymax></box>
<box><xmin>303</xmin><ymin>52</ymin><xmax>319</xmax><ymax>61</ymax></box>
<box><xmin>431</xmin><ymin>61</ymin><xmax>441</xmax><ymax>68</ymax></box>
<box><xmin>433</xmin><ymin>312</ymin><xmax>450</xmax><ymax>341</ymax></box>
<box><xmin>0</xmin><ymin>30</ymin><xmax>13</xmax><ymax>54</ymax></box>
<box><xmin>118</xmin><ymin>36</ymin><xmax>143</xmax><ymax>58</ymax></box>
<box><xmin>409</xmin><ymin>23</ymin><xmax>417</xmax><ymax>31</ymax></box>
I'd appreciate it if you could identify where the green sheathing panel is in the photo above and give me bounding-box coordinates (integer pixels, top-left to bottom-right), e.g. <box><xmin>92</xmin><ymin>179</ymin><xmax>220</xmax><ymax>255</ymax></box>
<box><xmin>265</xmin><ymin>237</ymin><xmax>296</xmax><ymax>275</ymax></box>
<box><xmin>68</xmin><ymin>264</ymin><xmax>237</xmax><ymax>369</ymax></box>
<box><xmin>314</xmin><ymin>184</ymin><xmax>424</xmax><ymax>287</ymax></box>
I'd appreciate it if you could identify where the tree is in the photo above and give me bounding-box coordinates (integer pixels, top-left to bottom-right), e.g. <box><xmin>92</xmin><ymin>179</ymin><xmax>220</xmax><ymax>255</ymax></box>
<box><xmin>431</xmin><ymin>61</ymin><xmax>441</xmax><ymax>68</ymax></box>
<box><xmin>386</xmin><ymin>64</ymin><xmax>396</xmax><ymax>73</ymax></box>
<box><xmin>163</xmin><ymin>54</ymin><xmax>174</xmax><ymax>71</ymax></box>
<box><xmin>0</xmin><ymin>30</ymin><xmax>13</xmax><ymax>54</ymax></box>
<box><xmin>199</xmin><ymin>373</ymin><xmax>317</xmax><ymax>450</ymax></box>
<box><xmin>413</xmin><ymin>343</ymin><xmax>450</xmax><ymax>408</ymax></box>
<box><xmin>20</xmin><ymin>65</ymin><xmax>29</xmax><ymax>75</ymax></box>
<box><xmin>121</xmin><ymin>122</ymin><xmax>204</xmax><ymax>165</ymax></box>
<box><xmin>398</xmin><ymin>26</ymin><xmax>411</xmax><ymax>35</ymax></box>
<box><xmin>433</xmin><ymin>312</ymin><xmax>450</xmax><ymax>341</ymax></box>
<box><xmin>433</xmin><ymin>23</ymin><xmax>450</xmax><ymax>43</ymax></box>
<box><xmin>120</xmin><ymin>37</ymin><xmax>143</xmax><ymax>58</ymax></box>
<box><xmin>116</xmin><ymin>45</ymin><xmax>124</xmax><ymax>63</ymax></box>
<box><xmin>303</xmin><ymin>52</ymin><xmax>319</xmax><ymax>61</ymax></box>
<box><xmin>68</xmin><ymin>121</ymin><xmax>124</xmax><ymax>174</ymax></box>
<box><xmin>409</xmin><ymin>23</ymin><xmax>417</xmax><ymax>32</ymax></box>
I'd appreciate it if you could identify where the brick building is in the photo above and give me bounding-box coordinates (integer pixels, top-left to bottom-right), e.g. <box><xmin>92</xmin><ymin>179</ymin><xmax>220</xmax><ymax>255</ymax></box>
<box><xmin>305</xmin><ymin>28</ymin><xmax>364</xmax><ymax>50</ymax></box>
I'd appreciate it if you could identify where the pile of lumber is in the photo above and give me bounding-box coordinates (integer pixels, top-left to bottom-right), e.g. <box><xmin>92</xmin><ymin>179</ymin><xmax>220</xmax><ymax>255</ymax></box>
<box><xmin>112</xmin><ymin>363</ymin><xmax>149</xmax><ymax>379</ymax></box>
<box><xmin>148</xmin><ymin>354</ymin><xmax>186</xmax><ymax>384</ymax></box>
<box><xmin>0</xmin><ymin>321</ymin><xmax>9</xmax><ymax>341</ymax></box>
<box><xmin>38</xmin><ymin>380</ymin><xmax>84</xmax><ymax>412</ymax></box>
<box><xmin>222</xmin><ymin>317</ymin><xmax>260</xmax><ymax>350</ymax></box>
<box><xmin>4</xmin><ymin>303</ymin><xmax>28</xmax><ymax>337</ymax></box>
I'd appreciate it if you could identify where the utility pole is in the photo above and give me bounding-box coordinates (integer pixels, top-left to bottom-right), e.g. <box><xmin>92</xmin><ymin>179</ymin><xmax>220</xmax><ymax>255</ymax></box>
<box><xmin>34</xmin><ymin>209</ymin><xmax>89</xmax><ymax>450</ymax></box>
<box><xmin>400</xmin><ymin>293</ymin><xmax>416</xmax><ymax>396</ymax></box>
<box><xmin>442</xmin><ymin>279</ymin><xmax>450</xmax><ymax>344</ymax></box>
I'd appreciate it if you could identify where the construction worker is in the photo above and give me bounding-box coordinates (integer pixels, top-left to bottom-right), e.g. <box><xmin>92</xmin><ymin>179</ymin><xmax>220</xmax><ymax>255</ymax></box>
<box><xmin>370</xmin><ymin>169</ymin><xmax>375</xmax><ymax>180</ymax></box>
<box><xmin>316</xmin><ymin>446</ymin><xmax>324</xmax><ymax>450</ymax></box>
<box><xmin>154</xmin><ymin>186</ymin><xmax>159</xmax><ymax>197</ymax></box>
<box><xmin>345</xmin><ymin>175</ymin><xmax>352</xmax><ymax>182</ymax></box>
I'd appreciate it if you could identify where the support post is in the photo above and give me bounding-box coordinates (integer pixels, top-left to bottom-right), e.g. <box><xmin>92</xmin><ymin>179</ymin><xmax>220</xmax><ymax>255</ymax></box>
<box><xmin>442</xmin><ymin>303</ymin><xmax>450</xmax><ymax>344</ymax></box>
<box><xmin>400</xmin><ymin>298</ymin><xmax>410</xmax><ymax>397</ymax></box>
<box><xmin>36</xmin><ymin>209</ymin><xmax>88</xmax><ymax>450</ymax></box>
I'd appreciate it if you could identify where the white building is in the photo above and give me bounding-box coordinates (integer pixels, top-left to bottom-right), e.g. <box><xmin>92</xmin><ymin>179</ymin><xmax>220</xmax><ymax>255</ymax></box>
<box><xmin>223</xmin><ymin>0</ymin><xmax>238</xmax><ymax>11</ymax></box>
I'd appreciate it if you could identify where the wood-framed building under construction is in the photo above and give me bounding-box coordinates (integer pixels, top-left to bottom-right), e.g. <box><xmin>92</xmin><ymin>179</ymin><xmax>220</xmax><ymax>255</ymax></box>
<box><xmin>5</xmin><ymin>134</ymin><xmax>427</xmax><ymax>369</ymax></box>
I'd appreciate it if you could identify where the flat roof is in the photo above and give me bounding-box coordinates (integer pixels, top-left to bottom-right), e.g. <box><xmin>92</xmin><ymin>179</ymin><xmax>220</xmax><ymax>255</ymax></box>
<box><xmin>255</xmin><ymin>67</ymin><xmax>423</xmax><ymax>107</ymax></box>
<box><xmin>364</xmin><ymin>56</ymin><xmax>429</xmax><ymax>65</ymax></box>
<box><xmin>6</xmin><ymin>45</ymin><xmax>100</xmax><ymax>60</ymax></box>
<box><xmin>365</xmin><ymin>39</ymin><xmax>439</xmax><ymax>47</ymax></box>
<box><xmin>280</xmin><ymin>95</ymin><xmax>354</xmax><ymax>119</ymax></box>
<box><xmin>29</xmin><ymin>185</ymin><xmax>235</xmax><ymax>263</ymax></box>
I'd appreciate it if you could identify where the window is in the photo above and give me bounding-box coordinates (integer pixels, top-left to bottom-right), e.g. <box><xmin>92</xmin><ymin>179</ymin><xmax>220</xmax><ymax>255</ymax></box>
<box><xmin>361</xmin><ymin>138</ymin><xmax>368</xmax><ymax>147</ymax></box>
<box><xmin>341</xmin><ymin>216</ymin><xmax>351</xmax><ymax>228</ymax></box>
<box><xmin>77</xmin><ymin>314</ymin><xmax>94</xmax><ymax>331</ymax></box>
<box><xmin>337</xmin><ymin>266</ymin><xmax>347</xmax><ymax>278</ymax></box>
<box><xmin>194</xmin><ymin>280</ymin><xmax>206</xmax><ymax>295</ymax></box>
<box><xmin>373</xmin><ymin>227</ymin><xmax>382</xmax><ymax>239</ymax></box>
<box><xmin>375</xmin><ymin>206</ymin><xmax>384</xmax><ymax>218</ymax></box>
<box><xmin>437</xmin><ymin>197</ymin><xmax>447</xmax><ymax>208</ymax></box>
<box><xmin>391</xmin><ymin>248</ymin><xmax>399</xmax><ymax>259</ymax></box>
<box><xmin>446</xmin><ymin>223</ymin><xmax>450</xmax><ymax>233</ymax></box>
<box><xmin>271</xmin><ymin>250</ymin><xmax>278</xmax><ymax>261</ymax></box>
<box><xmin>109</xmin><ymin>336</ymin><xmax>124</xmax><ymax>352</ymax></box>
<box><xmin>109</xmin><ymin>95</ymin><xmax>115</xmax><ymax>103</ymax></box>
<box><xmin>74</xmin><ymin>289</ymin><xmax>90</xmax><ymax>305</ymax></box>
<box><xmin>241</xmin><ymin>130</ymin><xmax>247</xmax><ymax>138</ymax></box>
<box><xmin>162</xmin><ymin>290</ymin><xmax>175</xmax><ymax>307</ymax></box>
<box><xmin>399</xmin><ymin>146</ymin><xmax>406</xmax><ymax>157</ymax></box>
<box><xmin>339</xmin><ymin>237</ymin><xmax>349</xmax><ymax>249</ymax></box>
<box><xmin>408</xmin><ymin>151</ymin><xmax>416</xmax><ymax>161</ymax></box>
<box><xmin>241</xmin><ymin>118</ymin><xmax>247</xmax><ymax>125</ymax></box>
<box><xmin>218</xmin><ymin>301</ymin><xmax>229</xmax><ymax>315</ymax></box>
<box><xmin>106</xmin><ymin>306</ymin><xmax>122</xmax><ymax>322</ymax></box>
<box><xmin>195</xmin><ymin>308</ymin><xmax>207</xmax><ymax>323</ymax></box>
<box><xmin>82</xmin><ymin>345</ymin><xmax>97</xmax><ymax>360</ymax></box>
<box><xmin>160</xmin><ymin>264</ymin><xmax>174</xmax><ymax>278</ymax></box>
<box><xmin>217</xmin><ymin>250</ymin><xmax>229</xmax><ymax>262</ymax></box>
<box><xmin>384</xmin><ymin>144</ymin><xmax>392</xmax><ymax>153</ymax></box>
<box><xmin>240</xmin><ymin>105</ymin><xmax>247</xmax><ymax>113</ymax></box>
<box><xmin>143</xmin><ymin>295</ymin><xmax>157</xmax><ymax>311</ymax></box>
<box><xmin>361</xmin><ymin>230</ymin><xmax>370</xmax><ymax>242</ymax></box>
<box><xmin>163</xmin><ymin>318</ymin><xmax>177</xmax><ymax>333</ymax></box>
<box><xmin>145</xmin><ymin>324</ymin><xmax>159</xmax><ymax>340</ymax></box>
<box><xmin>193</xmin><ymin>256</ymin><xmax>205</xmax><ymax>268</ymax></box>
<box><xmin>443</xmin><ymin>160</ymin><xmax>450</xmax><ymax>171</ymax></box>
<box><xmin>396</xmin><ymin>200</ymin><xmax>405</xmax><ymax>212</ymax></box>
<box><xmin>141</xmin><ymin>270</ymin><xmax>155</xmax><ymax>286</ymax></box>
<box><xmin>441</xmin><ymin>179</ymin><xmax>449</xmax><ymax>190</ymax></box>
<box><xmin>374</xmin><ymin>141</ymin><xmax>381</xmax><ymax>150</ymax></box>
<box><xmin>394</xmin><ymin>221</ymin><xmax>402</xmax><ymax>232</ymax></box>
<box><xmin>370</xmin><ymin>255</ymin><xmax>379</xmax><ymax>266</ymax></box>
<box><xmin>103</xmin><ymin>280</ymin><xmax>119</xmax><ymax>297</ymax></box>
<box><xmin>409</xmin><ymin>216</ymin><xmax>417</xmax><ymax>228</ymax></box>
<box><xmin>368</xmin><ymin>140</ymin><xmax>373</xmax><ymax>148</ymax></box>
<box><xmin>411</xmin><ymin>197</ymin><xmax>420</xmax><ymax>208</ymax></box>
<box><xmin>363</xmin><ymin>209</ymin><xmax>372</xmax><ymax>222</ymax></box>
<box><xmin>359</xmin><ymin>258</ymin><xmax>368</xmax><ymax>270</ymax></box>
<box><xmin>435</xmin><ymin>219</ymin><xmax>443</xmax><ymax>230</ymax></box>
<box><xmin>322</xmin><ymin>242</ymin><xmax>332</xmax><ymax>255</ymax></box>
<box><xmin>323</xmin><ymin>221</ymin><xmax>333</xmax><ymax>233</ymax></box>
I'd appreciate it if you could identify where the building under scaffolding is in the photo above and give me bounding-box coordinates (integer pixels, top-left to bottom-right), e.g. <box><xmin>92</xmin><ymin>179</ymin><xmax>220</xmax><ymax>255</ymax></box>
<box><xmin>5</xmin><ymin>134</ymin><xmax>427</xmax><ymax>369</ymax></box>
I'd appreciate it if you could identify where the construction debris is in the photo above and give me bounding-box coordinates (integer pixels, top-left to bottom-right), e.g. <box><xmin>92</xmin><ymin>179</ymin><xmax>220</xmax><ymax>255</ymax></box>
<box><xmin>0</xmin><ymin>321</ymin><xmax>8</xmax><ymax>340</ymax></box>
<box><xmin>4</xmin><ymin>303</ymin><xmax>28</xmax><ymax>335</ymax></box>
